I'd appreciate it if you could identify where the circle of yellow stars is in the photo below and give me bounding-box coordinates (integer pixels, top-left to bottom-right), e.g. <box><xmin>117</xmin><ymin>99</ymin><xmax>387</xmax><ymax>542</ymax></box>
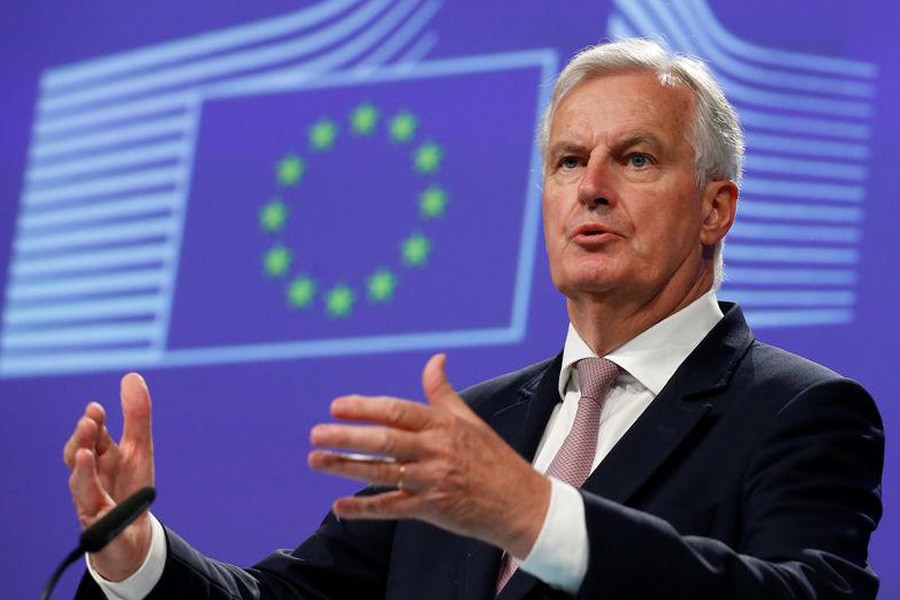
<box><xmin>260</xmin><ymin>102</ymin><xmax>447</xmax><ymax>318</ymax></box>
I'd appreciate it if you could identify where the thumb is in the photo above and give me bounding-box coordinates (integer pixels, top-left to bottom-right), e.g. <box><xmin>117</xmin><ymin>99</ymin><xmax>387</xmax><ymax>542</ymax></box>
<box><xmin>120</xmin><ymin>373</ymin><xmax>153</xmax><ymax>450</ymax></box>
<box><xmin>421</xmin><ymin>354</ymin><xmax>472</xmax><ymax>417</ymax></box>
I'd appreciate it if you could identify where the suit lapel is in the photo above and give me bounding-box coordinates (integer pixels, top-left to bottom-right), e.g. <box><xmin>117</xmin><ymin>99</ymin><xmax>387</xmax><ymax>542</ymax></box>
<box><xmin>499</xmin><ymin>303</ymin><xmax>754</xmax><ymax>600</ymax></box>
<box><xmin>461</xmin><ymin>355</ymin><xmax>563</xmax><ymax>600</ymax></box>
<box><xmin>582</xmin><ymin>302</ymin><xmax>753</xmax><ymax>503</ymax></box>
<box><xmin>579</xmin><ymin>384</ymin><xmax>711</xmax><ymax>502</ymax></box>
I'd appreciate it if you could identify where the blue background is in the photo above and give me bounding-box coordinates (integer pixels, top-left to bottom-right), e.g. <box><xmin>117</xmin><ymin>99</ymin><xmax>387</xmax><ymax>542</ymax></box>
<box><xmin>1</xmin><ymin>1</ymin><xmax>897</xmax><ymax>598</ymax></box>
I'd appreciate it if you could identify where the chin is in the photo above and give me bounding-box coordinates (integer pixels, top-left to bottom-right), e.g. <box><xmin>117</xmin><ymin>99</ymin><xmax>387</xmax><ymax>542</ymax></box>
<box><xmin>552</xmin><ymin>267</ymin><xmax>627</xmax><ymax>298</ymax></box>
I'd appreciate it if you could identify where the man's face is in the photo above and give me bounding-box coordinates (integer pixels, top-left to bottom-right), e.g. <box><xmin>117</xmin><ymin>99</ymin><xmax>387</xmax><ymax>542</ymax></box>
<box><xmin>542</xmin><ymin>71</ymin><xmax>724</xmax><ymax>304</ymax></box>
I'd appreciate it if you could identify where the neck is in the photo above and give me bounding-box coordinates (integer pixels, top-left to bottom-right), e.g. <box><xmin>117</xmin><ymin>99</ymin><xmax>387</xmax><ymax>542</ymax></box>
<box><xmin>566</xmin><ymin>273</ymin><xmax>714</xmax><ymax>356</ymax></box>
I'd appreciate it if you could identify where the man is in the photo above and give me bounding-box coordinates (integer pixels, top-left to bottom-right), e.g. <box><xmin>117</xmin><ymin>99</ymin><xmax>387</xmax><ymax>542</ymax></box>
<box><xmin>66</xmin><ymin>38</ymin><xmax>883</xmax><ymax>599</ymax></box>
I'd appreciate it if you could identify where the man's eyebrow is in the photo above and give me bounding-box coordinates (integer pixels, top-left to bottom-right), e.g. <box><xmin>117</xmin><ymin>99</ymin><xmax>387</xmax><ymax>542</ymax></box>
<box><xmin>611</xmin><ymin>132</ymin><xmax>665</xmax><ymax>154</ymax></box>
<box><xmin>547</xmin><ymin>141</ymin><xmax>590</xmax><ymax>158</ymax></box>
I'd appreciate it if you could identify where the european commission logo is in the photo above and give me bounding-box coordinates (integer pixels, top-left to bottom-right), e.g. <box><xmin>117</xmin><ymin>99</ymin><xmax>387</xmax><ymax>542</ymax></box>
<box><xmin>0</xmin><ymin>0</ymin><xmax>878</xmax><ymax>377</ymax></box>
<box><xmin>0</xmin><ymin>0</ymin><xmax>556</xmax><ymax>377</ymax></box>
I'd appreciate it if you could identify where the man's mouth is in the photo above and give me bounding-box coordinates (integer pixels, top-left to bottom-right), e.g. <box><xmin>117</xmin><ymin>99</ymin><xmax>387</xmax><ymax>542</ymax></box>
<box><xmin>572</xmin><ymin>224</ymin><xmax>618</xmax><ymax>242</ymax></box>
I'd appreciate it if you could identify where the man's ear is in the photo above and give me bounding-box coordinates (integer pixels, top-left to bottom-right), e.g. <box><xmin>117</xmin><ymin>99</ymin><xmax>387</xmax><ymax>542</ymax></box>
<box><xmin>699</xmin><ymin>180</ymin><xmax>738</xmax><ymax>246</ymax></box>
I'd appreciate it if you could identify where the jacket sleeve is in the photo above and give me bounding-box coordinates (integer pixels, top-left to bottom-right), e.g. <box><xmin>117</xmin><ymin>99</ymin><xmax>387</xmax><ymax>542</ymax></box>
<box><xmin>76</xmin><ymin>492</ymin><xmax>397</xmax><ymax>600</ymax></box>
<box><xmin>575</xmin><ymin>379</ymin><xmax>884</xmax><ymax>600</ymax></box>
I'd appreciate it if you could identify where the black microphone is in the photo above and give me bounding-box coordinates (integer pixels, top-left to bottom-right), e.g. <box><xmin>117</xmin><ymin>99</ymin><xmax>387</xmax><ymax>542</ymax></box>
<box><xmin>40</xmin><ymin>487</ymin><xmax>156</xmax><ymax>600</ymax></box>
<box><xmin>79</xmin><ymin>487</ymin><xmax>156</xmax><ymax>553</ymax></box>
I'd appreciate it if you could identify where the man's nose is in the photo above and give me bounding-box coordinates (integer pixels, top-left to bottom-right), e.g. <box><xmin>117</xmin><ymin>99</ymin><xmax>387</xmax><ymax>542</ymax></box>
<box><xmin>577</xmin><ymin>156</ymin><xmax>613</xmax><ymax>210</ymax></box>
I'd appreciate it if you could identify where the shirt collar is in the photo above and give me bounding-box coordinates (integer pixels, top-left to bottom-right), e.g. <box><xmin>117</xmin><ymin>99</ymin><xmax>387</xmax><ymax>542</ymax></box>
<box><xmin>558</xmin><ymin>290</ymin><xmax>724</xmax><ymax>400</ymax></box>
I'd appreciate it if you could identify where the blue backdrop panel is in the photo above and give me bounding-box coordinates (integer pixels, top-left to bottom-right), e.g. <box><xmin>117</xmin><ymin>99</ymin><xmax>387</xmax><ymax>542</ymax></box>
<box><xmin>0</xmin><ymin>1</ymin><xmax>897</xmax><ymax>598</ymax></box>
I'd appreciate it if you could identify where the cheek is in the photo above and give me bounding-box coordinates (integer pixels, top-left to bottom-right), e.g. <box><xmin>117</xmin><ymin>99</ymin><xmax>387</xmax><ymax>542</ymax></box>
<box><xmin>632</xmin><ymin>208</ymin><xmax>702</xmax><ymax>266</ymax></box>
<box><xmin>541</xmin><ymin>197</ymin><xmax>564</xmax><ymax>239</ymax></box>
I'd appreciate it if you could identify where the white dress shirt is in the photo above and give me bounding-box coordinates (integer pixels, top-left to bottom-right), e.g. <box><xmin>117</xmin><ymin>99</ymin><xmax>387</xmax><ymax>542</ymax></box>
<box><xmin>89</xmin><ymin>291</ymin><xmax>724</xmax><ymax>599</ymax></box>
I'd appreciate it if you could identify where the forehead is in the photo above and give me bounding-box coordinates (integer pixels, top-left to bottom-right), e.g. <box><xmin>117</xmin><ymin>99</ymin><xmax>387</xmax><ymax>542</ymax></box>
<box><xmin>550</xmin><ymin>71</ymin><xmax>696</xmax><ymax>145</ymax></box>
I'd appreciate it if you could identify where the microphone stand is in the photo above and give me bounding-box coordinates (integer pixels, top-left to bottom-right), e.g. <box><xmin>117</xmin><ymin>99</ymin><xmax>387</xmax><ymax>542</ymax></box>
<box><xmin>41</xmin><ymin>487</ymin><xmax>156</xmax><ymax>600</ymax></box>
<box><xmin>41</xmin><ymin>548</ymin><xmax>86</xmax><ymax>600</ymax></box>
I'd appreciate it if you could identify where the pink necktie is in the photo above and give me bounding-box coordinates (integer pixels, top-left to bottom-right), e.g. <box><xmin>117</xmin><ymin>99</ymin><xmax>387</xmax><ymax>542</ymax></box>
<box><xmin>495</xmin><ymin>357</ymin><xmax>621</xmax><ymax>594</ymax></box>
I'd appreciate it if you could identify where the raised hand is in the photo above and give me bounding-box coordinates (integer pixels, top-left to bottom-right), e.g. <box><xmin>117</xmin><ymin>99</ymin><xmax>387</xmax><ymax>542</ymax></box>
<box><xmin>308</xmin><ymin>354</ymin><xmax>551</xmax><ymax>559</ymax></box>
<box><xmin>63</xmin><ymin>373</ymin><xmax>155</xmax><ymax>581</ymax></box>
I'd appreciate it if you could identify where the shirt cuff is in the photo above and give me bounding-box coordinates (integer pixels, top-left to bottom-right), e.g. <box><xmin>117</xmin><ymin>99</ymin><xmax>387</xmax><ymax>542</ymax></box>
<box><xmin>518</xmin><ymin>477</ymin><xmax>588</xmax><ymax>594</ymax></box>
<box><xmin>86</xmin><ymin>512</ymin><xmax>167</xmax><ymax>600</ymax></box>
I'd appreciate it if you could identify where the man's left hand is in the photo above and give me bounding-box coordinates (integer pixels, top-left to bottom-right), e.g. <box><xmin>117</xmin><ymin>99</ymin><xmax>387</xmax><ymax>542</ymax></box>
<box><xmin>308</xmin><ymin>354</ymin><xmax>551</xmax><ymax>559</ymax></box>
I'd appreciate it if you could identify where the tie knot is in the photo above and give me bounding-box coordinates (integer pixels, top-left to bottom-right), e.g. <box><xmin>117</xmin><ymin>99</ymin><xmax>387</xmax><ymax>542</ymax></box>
<box><xmin>576</xmin><ymin>357</ymin><xmax>620</xmax><ymax>402</ymax></box>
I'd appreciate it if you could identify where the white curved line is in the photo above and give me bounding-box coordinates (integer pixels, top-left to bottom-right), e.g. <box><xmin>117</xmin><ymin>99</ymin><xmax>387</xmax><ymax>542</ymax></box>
<box><xmin>738</xmin><ymin>200</ymin><xmax>863</xmax><ymax>224</ymax></box>
<box><xmin>36</xmin><ymin>0</ymin><xmax>443</xmax><ymax>136</ymax></box>
<box><xmin>663</xmin><ymin>0</ymin><xmax>874</xmax><ymax>97</ymax></box>
<box><xmin>11</xmin><ymin>243</ymin><xmax>174</xmax><ymax>278</ymax></box>
<box><xmin>31</xmin><ymin>115</ymin><xmax>191</xmax><ymax>160</ymax></box>
<box><xmin>743</xmin><ymin>133</ymin><xmax>868</xmax><ymax>160</ymax></box>
<box><xmin>741</xmin><ymin>309</ymin><xmax>853</xmax><ymax>328</ymax></box>
<box><xmin>725</xmin><ymin>244</ymin><xmax>858</xmax><ymax>264</ymax></box>
<box><xmin>729</xmin><ymin>222</ymin><xmax>860</xmax><ymax>244</ymax></box>
<box><xmin>739</xmin><ymin>109</ymin><xmax>870</xmax><ymax>140</ymax></box>
<box><xmin>720</xmin><ymin>290</ymin><xmax>855</xmax><ymax>307</ymax></box>
<box><xmin>19</xmin><ymin>193</ymin><xmax>177</xmax><ymax>231</ymax></box>
<box><xmin>0</xmin><ymin>348</ymin><xmax>160</xmax><ymax>376</ymax></box>
<box><xmin>742</xmin><ymin>154</ymin><xmax>867</xmax><ymax>182</ymax></box>
<box><xmin>614</xmin><ymin>0</ymin><xmax>872</xmax><ymax>117</ymax></box>
<box><xmin>15</xmin><ymin>217</ymin><xmax>178</xmax><ymax>255</ymax></box>
<box><xmin>39</xmin><ymin>0</ymin><xmax>394</xmax><ymax>114</ymax></box>
<box><xmin>42</xmin><ymin>0</ymin><xmax>362</xmax><ymax>90</ymax></box>
<box><xmin>2</xmin><ymin>323</ymin><xmax>162</xmax><ymax>350</ymax></box>
<box><xmin>397</xmin><ymin>31</ymin><xmax>438</xmax><ymax>64</ymax></box>
<box><xmin>27</xmin><ymin>141</ymin><xmax>188</xmax><ymax>184</ymax></box>
<box><xmin>230</xmin><ymin>0</ymin><xmax>428</xmax><ymax>85</ymax></box>
<box><xmin>24</xmin><ymin>166</ymin><xmax>186</xmax><ymax>206</ymax></box>
<box><xmin>357</xmin><ymin>0</ymin><xmax>442</xmax><ymax>68</ymax></box>
<box><xmin>2</xmin><ymin>296</ymin><xmax>164</xmax><ymax>326</ymax></box>
<box><xmin>7</xmin><ymin>269</ymin><xmax>168</xmax><ymax>302</ymax></box>
<box><xmin>682</xmin><ymin>0</ymin><xmax>876</xmax><ymax>77</ymax></box>
<box><xmin>35</xmin><ymin>96</ymin><xmax>190</xmax><ymax>138</ymax></box>
<box><xmin>724</xmin><ymin>267</ymin><xmax>856</xmax><ymax>286</ymax></box>
<box><xmin>740</xmin><ymin>179</ymin><xmax>863</xmax><ymax>202</ymax></box>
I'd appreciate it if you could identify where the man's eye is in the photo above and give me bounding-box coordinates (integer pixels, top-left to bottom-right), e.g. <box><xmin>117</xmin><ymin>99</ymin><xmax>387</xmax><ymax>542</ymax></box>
<box><xmin>560</xmin><ymin>156</ymin><xmax>581</xmax><ymax>169</ymax></box>
<box><xmin>628</xmin><ymin>153</ymin><xmax>651</xmax><ymax>168</ymax></box>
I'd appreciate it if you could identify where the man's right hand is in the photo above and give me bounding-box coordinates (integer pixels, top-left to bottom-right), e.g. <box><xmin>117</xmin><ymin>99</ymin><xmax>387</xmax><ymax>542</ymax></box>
<box><xmin>63</xmin><ymin>373</ymin><xmax>155</xmax><ymax>582</ymax></box>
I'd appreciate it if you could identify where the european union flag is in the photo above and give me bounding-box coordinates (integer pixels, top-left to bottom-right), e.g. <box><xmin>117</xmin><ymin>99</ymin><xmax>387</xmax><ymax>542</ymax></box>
<box><xmin>167</xmin><ymin>55</ymin><xmax>555</xmax><ymax>359</ymax></box>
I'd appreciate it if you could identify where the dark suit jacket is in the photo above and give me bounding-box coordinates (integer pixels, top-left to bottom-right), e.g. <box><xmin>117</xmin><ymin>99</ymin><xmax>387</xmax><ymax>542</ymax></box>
<box><xmin>76</xmin><ymin>303</ymin><xmax>884</xmax><ymax>599</ymax></box>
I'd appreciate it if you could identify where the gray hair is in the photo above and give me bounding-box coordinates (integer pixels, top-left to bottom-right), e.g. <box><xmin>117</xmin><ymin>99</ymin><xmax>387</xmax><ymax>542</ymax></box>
<box><xmin>539</xmin><ymin>38</ymin><xmax>744</xmax><ymax>288</ymax></box>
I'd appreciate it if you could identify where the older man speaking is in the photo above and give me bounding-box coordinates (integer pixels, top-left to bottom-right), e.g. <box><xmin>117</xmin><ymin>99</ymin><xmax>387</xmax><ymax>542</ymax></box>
<box><xmin>66</xmin><ymin>38</ymin><xmax>883</xmax><ymax>599</ymax></box>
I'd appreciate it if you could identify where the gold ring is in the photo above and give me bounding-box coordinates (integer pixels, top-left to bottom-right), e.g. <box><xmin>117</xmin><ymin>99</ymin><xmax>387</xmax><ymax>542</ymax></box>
<box><xmin>397</xmin><ymin>463</ymin><xmax>407</xmax><ymax>491</ymax></box>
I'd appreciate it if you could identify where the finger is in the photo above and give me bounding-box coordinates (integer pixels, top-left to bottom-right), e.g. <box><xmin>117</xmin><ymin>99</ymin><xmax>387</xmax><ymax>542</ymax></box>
<box><xmin>330</xmin><ymin>395</ymin><xmax>433</xmax><ymax>431</ymax></box>
<box><xmin>64</xmin><ymin>415</ymin><xmax>100</xmax><ymax>470</ymax></box>
<box><xmin>85</xmin><ymin>402</ymin><xmax>114</xmax><ymax>455</ymax></box>
<box><xmin>332</xmin><ymin>490</ymin><xmax>421</xmax><ymax>520</ymax></box>
<box><xmin>310</xmin><ymin>424</ymin><xmax>419</xmax><ymax>459</ymax></box>
<box><xmin>84</xmin><ymin>401</ymin><xmax>105</xmax><ymax>425</ymax></box>
<box><xmin>120</xmin><ymin>373</ymin><xmax>152</xmax><ymax>449</ymax></box>
<box><xmin>69</xmin><ymin>448</ymin><xmax>113</xmax><ymax>526</ymax></box>
<box><xmin>308</xmin><ymin>451</ymin><xmax>405</xmax><ymax>488</ymax></box>
<box><xmin>421</xmin><ymin>354</ymin><xmax>473</xmax><ymax>418</ymax></box>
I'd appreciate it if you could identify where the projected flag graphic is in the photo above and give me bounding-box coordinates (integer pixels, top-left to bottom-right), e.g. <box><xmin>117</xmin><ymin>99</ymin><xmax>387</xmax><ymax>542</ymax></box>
<box><xmin>2</xmin><ymin>51</ymin><xmax>555</xmax><ymax>377</ymax></box>
<box><xmin>0</xmin><ymin>0</ymin><xmax>881</xmax><ymax>377</ymax></box>
<box><xmin>167</xmin><ymin>65</ymin><xmax>553</xmax><ymax>351</ymax></box>
<box><xmin>254</xmin><ymin>103</ymin><xmax>449</xmax><ymax>320</ymax></box>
